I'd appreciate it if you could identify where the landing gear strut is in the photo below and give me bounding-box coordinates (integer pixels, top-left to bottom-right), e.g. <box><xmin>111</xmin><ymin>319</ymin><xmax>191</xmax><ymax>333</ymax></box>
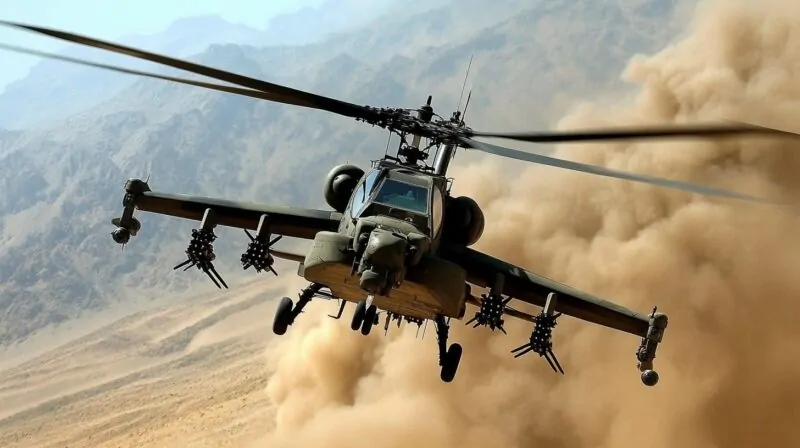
<box><xmin>272</xmin><ymin>283</ymin><xmax>322</xmax><ymax>335</ymax></box>
<box><xmin>435</xmin><ymin>314</ymin><xmax>462</xmax><ymax>382</ymax></box>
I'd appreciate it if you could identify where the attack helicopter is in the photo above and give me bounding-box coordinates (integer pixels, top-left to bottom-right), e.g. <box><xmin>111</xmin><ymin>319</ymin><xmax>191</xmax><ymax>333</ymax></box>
<box><xmin>2</xmin><ymin>20</ymin><xmax>798</xmax><ymax>385</ymax></box>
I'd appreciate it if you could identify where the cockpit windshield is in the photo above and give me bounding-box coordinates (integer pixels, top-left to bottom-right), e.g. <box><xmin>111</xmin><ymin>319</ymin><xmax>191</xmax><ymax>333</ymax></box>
<box><xmin>373</xmin><ymin>179</ymin><xmax>428</xmax><ymax>215</ymax></box>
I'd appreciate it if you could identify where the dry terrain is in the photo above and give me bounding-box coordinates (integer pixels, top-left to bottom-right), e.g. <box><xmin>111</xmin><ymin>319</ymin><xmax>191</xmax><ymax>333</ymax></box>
<box><xmin>0</xmin><ymin>279</ymin><xmax>291</xmax><ymax>447</ymax></box>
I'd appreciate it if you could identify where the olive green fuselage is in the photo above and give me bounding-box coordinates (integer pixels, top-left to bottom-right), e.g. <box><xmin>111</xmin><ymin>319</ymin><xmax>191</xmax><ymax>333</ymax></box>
<box><xmin>300</xmin><ymin>165</ymin><xmax>469</xmax><ymax>320</ymax></box>
<box><xmin>299</xmin><ymin>220</ymin><xmax>467</xmax><ymax>320</ymax></box>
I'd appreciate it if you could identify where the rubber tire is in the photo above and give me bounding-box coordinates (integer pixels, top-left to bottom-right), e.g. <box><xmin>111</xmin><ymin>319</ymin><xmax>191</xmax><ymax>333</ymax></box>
<box><xmin>361</xmin><ymin>305</ymin><xmax>378</xmax><ymax>336</ymax></box>
<box><xmin>440</xmin><ymin>343</ymin><xmax>463</xmax><ymax>383</ymax></box>
<box><xmin>351</xmin><ymin>301</ymin><xmax>366</xmax><ymax>331</ymax></box>
<box><xmin>272</xmin><ymin>296</ymin><xmax>293</xmax><ymax>336</ymax></box>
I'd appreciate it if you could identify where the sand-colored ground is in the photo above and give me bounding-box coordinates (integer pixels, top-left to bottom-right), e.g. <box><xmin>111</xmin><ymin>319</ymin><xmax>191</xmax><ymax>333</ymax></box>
<box><xmin>0</xmin><ymin>280</ymin><xmax>285</xmax><ymax>448</ymax></box>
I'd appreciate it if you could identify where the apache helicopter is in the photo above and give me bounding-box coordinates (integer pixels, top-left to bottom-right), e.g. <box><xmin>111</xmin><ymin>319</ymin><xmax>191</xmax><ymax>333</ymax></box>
<box><xmin>3</xmin><ymin>21</ymin><xmax>798</xmax><ymax>385</ymax></box>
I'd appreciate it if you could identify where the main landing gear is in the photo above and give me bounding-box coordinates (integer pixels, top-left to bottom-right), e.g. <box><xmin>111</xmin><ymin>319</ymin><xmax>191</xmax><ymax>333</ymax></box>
<box><xmin>435</xmin><ymin>314</ymin><xmax>462</xmax><ymax>382</ymax></box>
<box><xmin>270</xmin><ymin>281</ymin><xmax>463</xmax><ymax>382</ymax></box>
<box><xmin>349</xmin><ymin>300</ymin><xmax>461</xmax><ymax>382</ymax></box>
<box><xmin>273</xmin><ymin>290</ymin><xmax>464</xmax><ymax>383</ymax></box>
<box><xmin>272</xmin><ymin>283</ymin><xmax>323</xmax><ymax>335</ymax></box>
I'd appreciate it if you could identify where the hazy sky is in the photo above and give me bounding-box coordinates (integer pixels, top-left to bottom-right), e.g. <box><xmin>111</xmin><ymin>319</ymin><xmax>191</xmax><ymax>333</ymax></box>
<box><xmin>0</xmin><ymin>0</ymin><xmax>326</xmax><ymax>91</ymax></box>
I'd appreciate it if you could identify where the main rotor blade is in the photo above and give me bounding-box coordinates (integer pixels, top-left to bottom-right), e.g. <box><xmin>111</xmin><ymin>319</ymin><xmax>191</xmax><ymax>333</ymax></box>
<box><xmin>0</xmin><ymin>20</ymin><xmax>381</xmax><ymax>121</ymax></box>
<box><xmin>467</xmin><ymin>122</ymin><xmax>800</xmax><ymax>143</ymax></box>
<box><xmin>0</xmin><ymin>43</ymin><xmax>311</xmax><ymax>105</ymax></box>
<box><xmin>457</xmin><ymin>137</ymin><xmax>780</xmax><ymax>204</ymax></box>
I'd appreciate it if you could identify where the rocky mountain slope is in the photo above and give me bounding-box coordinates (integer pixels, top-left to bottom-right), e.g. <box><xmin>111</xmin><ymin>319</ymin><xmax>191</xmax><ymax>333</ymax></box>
<box><xmin>0</xmin><ymin>0</ymin><xmax>406</xmax><ymax>130</ymax></box>
<box><xmin>0</xmin><ymin>0</ymin><xmax>683</xmax><ymax>346</ymax></box>
<box><xmin>0</xmin><ymin>16</ymin><xmax>268</xmax><ymax>130</ymax></box>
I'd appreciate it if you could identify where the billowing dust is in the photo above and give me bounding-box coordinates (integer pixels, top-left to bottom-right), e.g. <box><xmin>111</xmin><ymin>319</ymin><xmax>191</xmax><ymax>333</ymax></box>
<box><xmin>257</xmin><ymin>1</ymin><xmax>800</xmax><ymax>447</ymax></box>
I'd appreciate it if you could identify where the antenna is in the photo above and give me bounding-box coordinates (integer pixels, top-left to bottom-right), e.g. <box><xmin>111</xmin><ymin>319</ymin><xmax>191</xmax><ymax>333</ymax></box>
<box><xmin>461</xmin><ymin>90</ymin><xmax>472</xmax><ymax>124</ymax></box>
<box><xmin>384</xmin><ymin>132</ymin><xmax>392</xmax><ymax>158</ymax></box>
<box><xmin>456</xmin><ymin>54</ymin><xmax>474</xmax><ymax>114</ymax></box>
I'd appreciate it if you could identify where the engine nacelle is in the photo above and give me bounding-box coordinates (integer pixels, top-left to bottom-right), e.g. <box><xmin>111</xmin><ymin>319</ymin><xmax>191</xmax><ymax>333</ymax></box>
<box><xmin>324</xmin><ymin>164</ymin><xmax>364</xmax><ymax>213</ymax></box>
<box><xmin>442</xmin><ymin>196</ymin><xmax>485</xmax><ymax>247</ymax></box>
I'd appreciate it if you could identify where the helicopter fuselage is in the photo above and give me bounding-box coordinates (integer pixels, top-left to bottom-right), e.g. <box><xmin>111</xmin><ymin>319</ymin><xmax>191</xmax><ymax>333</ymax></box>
<box><xmin>301</xmin><ymin>162</ymin><xmax>475</xmax><ymax>320</ymax></box>
<box><xmin>299</xmin><ymin>224</ymin><xmax>468</xmax><ymax>320</ymax></box>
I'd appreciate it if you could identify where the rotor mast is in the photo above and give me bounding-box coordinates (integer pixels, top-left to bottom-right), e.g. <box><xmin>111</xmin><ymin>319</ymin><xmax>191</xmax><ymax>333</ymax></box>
<box><xmin>434</xmin><ymin>93</ymin><xmax>470</xmax><ymax>177</ymax></box>
<box><xmin>394</xmin><ymin>94</ymin><xmax>460</xmax><ymax>177</ymax></box>
<box><xmin>433</xmin><ymin>143</ymin><xmax>456</xmax><ymax>176</ymax></box>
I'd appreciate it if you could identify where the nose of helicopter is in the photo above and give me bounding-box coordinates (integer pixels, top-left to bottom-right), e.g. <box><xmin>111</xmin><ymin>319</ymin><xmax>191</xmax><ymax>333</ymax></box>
<box><xmin>364</xmin><ymin>228</ymin><xmax>407</xmax><ymax>266</ymax></box>
<box><xmin>358</xmin><ymin>228</ymin><xmax>408</xmax><ymax>295</ymax></box>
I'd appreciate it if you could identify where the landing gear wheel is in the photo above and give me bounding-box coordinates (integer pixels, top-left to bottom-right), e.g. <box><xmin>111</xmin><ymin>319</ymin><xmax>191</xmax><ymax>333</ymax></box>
<box><xmin>440</xmin><ymin>343</ymin><xmax>462</xmax><ymax>383</ymax></box>
<box><xmin>272</xmin><ymin>296</ymin><xmax>293</xmax><ymax>336</ymax></box>
<box><xmin>361</xmin><ymin>304</ymin><xmax>378</xmax><ymax>336</ymax></box>
<box><xmin>351</xmin><ymin>301</ymin><xmax>366</xmax><ymax>331</ymax></box>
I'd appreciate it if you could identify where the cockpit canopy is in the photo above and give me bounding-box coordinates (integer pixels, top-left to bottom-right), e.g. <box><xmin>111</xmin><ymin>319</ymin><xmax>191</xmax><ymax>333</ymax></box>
<box><xmin>373</xmin><ymin>179</ymin><xmax>428</xmax><ymax>215</ymax></box>
<box><xmin>348</xmin><ymin>168</ymin><xmax>444</xmax><ymax>237</ymax></box>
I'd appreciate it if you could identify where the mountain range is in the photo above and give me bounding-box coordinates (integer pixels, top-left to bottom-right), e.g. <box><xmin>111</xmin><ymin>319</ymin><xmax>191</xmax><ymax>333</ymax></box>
<box><xmin>0</xmin><ymin>0</ymin><xmax>406</xmax><ymax>130</ymax></box>
<box><xmin>0</xmin><ymin>0</ymin><xmax>683</xmax><ymax>347</ymax></box>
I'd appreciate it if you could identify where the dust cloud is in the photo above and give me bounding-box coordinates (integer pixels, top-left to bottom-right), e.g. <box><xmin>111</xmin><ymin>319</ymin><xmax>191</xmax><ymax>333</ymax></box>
<box><xmin>256</xmin><ymin>1</ymin><xmax>800</xmax><ymax>447</ymax></box>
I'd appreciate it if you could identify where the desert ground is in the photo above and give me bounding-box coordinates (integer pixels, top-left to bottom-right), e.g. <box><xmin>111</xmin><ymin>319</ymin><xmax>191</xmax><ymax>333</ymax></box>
<box><xmin>0</xmin><ymin>279</ymin><xmax>287</xmax><ymax>448</ymax></box>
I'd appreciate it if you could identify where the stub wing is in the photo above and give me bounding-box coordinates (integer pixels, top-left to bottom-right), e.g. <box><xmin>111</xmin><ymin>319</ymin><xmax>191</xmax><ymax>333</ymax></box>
<box><xmin>439</xmin><ymin>244</ymin><xmax>668</xmax><ymax>386</ymax></box>
<box><xmin>440</xmin><ymin>244</ymin><xmax>650</xmax><ymax>336</ymax></box>
<box><xmin>114</xmin><ymin>178</ymin><xmax>340</xmax><ymax>240</ymax></box>
<box><xmin>134</xmin><ymin>191</ymin><xmax>341</xmax><ymax>239</ymax></box>
<box><xmin>109</xmin><ymin>178</ymin><xmax>340</xmax><ymax>289</ymax></box>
